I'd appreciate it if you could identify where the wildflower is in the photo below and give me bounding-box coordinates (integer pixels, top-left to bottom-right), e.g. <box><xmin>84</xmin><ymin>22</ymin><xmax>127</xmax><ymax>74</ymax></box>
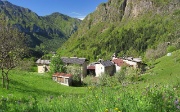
<box><xmin>114</xmin><ymin>107</ymin><xmax>119</xmax><ymax>111</ymax></box>
<box><xmin>105</xmin><ymin>109</ymin><xmax>108</xmax><ymax>112</ymax></box>
<box><xmin>177</xmin><ymin>105</ymin><xmax>180</xmax><ymax>110</ymax></box>
<box><xmin>174</xmin><ymin>98</ymin><xmax>179</xmax><ymax>105</ymax></box>
<box><xmin>50</xmin><ymin>96</ymin><xmax>53</xmax><ymax>99</ymax></box>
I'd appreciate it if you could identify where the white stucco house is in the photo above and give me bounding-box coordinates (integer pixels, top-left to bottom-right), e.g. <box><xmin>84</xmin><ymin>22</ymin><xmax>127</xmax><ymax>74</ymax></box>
<box><xmin>36</xmin><ymin>59</ymin><xmax>50</xmax><ymax>73</ymax></box>
<box><xmin>95</xmin><ymin>60</ymin><xmax>115</xmax><ymax>77</ymax></box>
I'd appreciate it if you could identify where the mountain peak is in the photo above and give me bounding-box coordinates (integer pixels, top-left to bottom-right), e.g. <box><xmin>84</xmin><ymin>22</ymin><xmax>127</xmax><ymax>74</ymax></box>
<box><xmin>0</xmin><ymin>0</ymin><xmax>81</xmax><ymax>57</ymax></box>
<box><xmin>0</xmin><ymin>0</ymin><xmax>10</xmax><ymax>4</ymax></box>
<box><xmin>48</xmin><ymin>12</ymin><xmax>68</xmax><ymax>17</ymax></box>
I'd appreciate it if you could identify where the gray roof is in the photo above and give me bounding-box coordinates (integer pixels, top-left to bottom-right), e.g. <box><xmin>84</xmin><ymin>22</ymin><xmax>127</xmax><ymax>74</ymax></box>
<box><xmin>124</xmin><ymin>57</ymin><xmax>142</xmax><ymax>63</ymax></box>
<box><xmin>133</xmin><ymin>58</ymin><xmax>142</xmax><ymax>62</ymax></box>
<box><xmin>100</xmin><ymin>60</ymin><xmax>114</xmax><ymax>67</ymax></box>
<box><xmin>61</xmin><ymin>57</ymin><xmax>88</xmax><ymax>65</ymax></box>
<box><xmin>36</xmin><ymin>59</ymin><xmax>50</xmax><ymax>65</ymax></box>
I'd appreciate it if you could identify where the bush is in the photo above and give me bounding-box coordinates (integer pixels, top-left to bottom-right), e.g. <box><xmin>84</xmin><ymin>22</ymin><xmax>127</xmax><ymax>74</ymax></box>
<box><xmin>83</xmin><ymin>75</ymin><xmax>97</xmax><ymax>86</ymax></box>
<box><xmin>114</xmin><ymin>66</ymin><xmax>126</xmax><ymax>83</ymax></box>
<box><xmin>66</xmin><ymin>64</ymin><xmax>82</xmax><ymax>86</ymax></box>
<box><xmin>16</xmin><ymin>59</ymin><xmax>35</xmax><ymax>72</ymax></box>
<box><xmin>167</xmin><ymin>45</ymin><xmax>177</xmax><ymax>53</ymax></box>
<box><xmin>126</xmin><ymin>67</ymin><xmax>142</xmax><ymax>82</ymax></box>
<box><xmin>50</xmin><ymin>55</ymin><xmax>66</xmax><ymax>74</ymax></box>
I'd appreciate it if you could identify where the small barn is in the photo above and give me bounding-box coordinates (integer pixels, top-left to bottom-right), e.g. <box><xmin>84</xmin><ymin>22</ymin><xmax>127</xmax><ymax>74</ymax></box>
<box><xmin>52</xmin><ymin>72</ymin><xmax>73</xmax><ymax>86</ymax></box>
<box><xmin>36</xmin><ymin>59</ymin><xmax>50</xmax><ymax>73</ymax></box>
<box><xmin>87</xmin><ymin>65</ymin><xmax>96</xmax><ymax>76</ymax></box>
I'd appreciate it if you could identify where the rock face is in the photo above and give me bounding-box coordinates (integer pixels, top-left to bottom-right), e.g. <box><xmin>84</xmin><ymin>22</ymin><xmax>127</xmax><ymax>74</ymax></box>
<box><xmin>89</xmin><ymin>0</ymin><xmax>126</xmax><ymax>23</ymax></box>
<box><xmin>0</xmin><ymin>0</ymin><xmax>81</xmax><ymax>53</ymax></box>
<box><xmin>83</xmin><ymin>0</ymin><xmax>179</xmax><ymax>27</ymax></box>
<box><xmin>123</xmin><ymin>0</ymin><xmax>180</xmax><ymax>18</ymax></box>
<box><xmin>82</xmin><ymin>0</ymin><xmax>127</xmax><ymax>29</ymax></box>
<box><xmin>124</xmin><ymin>0</ymin><xmax>153</xmax><ymax>18</ymax></box>
<box><xmin>58</xmin><ymin>0</ymin><xmax>180</xmax><ymax>61</ymax></box>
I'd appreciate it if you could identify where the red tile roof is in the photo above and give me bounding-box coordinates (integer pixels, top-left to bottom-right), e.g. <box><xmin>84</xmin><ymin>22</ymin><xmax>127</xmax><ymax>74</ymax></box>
<box><xmin>52</xmin><ymin>72</ymin><xmax>65</xmax><ymax>77</ymax></box>
<box><xmin>65</xmin><ymin>74</ymin><xmax>72</xmax><ymax>78</ymax></box>
<box><xmin>87</xmin><ymin>65</ymin><xmax>95</xmax><ymax>69</ymax></box>
<box><xmin>58</xmin><ymin>73</ymin><xmax>66</xmax><ymax>77</ymax></box>
<box><xmin>112</xmin><ymin>59</ymin><xmax>127</xmax><ymax>66</ymax></box>
<box><xmin>52</xmin><ymin>72</ymin><xmax>72</xmax><ymax>78</ymax></box>
<box><xmin>52</xmin><ymin>72</ymin><xmax>59</xmax><ymax>77</ymax></box>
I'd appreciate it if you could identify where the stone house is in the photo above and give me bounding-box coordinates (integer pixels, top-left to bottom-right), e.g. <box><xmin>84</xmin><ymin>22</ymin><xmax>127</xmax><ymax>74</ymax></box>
<box><xmin>36</xmin><ymin>59</ymin><xmax>50</xmax><ymax>73</ymax></box>
<box><xmin>61</xmin><ymin>57</ymin><xmax>88</xmax><ymax>80</ymax></box>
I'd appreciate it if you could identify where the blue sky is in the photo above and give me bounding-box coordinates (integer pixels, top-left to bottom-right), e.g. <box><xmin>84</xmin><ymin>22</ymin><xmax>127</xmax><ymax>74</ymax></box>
<box><xmin>7</xmin><ymin>0</ymin><xmax>108</xmax><ymax>20</ymax></box>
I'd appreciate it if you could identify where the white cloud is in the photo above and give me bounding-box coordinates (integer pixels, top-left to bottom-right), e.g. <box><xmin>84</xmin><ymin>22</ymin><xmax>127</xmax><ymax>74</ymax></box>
<box><xmin>70</xmin><ymin>12</ymin><xmax>85</xmax><ymax>20</ymax></box>
<box><xmin>77</xmin><ymin>16</ymin><xmax>85</xmax><ymax>20</ymax></box>
<box><xmin>78</xmin><ymin>17</ymin><xmax>84</xmax><ymax>20</ymax></box>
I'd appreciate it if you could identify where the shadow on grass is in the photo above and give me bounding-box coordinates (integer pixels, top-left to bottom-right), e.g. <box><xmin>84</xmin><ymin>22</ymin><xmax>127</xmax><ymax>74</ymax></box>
<box><xmin>9</xmin><ymin>79</ymin><xmax>83</xmax><ymax>98</ymax></box>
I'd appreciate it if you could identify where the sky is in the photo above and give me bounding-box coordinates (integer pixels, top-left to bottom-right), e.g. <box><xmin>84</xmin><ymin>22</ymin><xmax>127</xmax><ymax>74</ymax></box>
<box><xmin>7</xmin><ymin>0</ymin><xmax>108</xmax><ymax>20</ymax></box>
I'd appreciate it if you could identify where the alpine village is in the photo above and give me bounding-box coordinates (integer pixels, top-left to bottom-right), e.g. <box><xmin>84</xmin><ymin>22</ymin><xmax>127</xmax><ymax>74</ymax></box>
<box><xmin>0</xmin><ymin>0</ymin><xmax>180</xmax><ymax>112</ymax></box>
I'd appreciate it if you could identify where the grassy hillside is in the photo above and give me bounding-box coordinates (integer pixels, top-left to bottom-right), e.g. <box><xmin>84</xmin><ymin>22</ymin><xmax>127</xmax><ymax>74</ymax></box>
<box><xmin>0</xmin><ymin>71</ymin><xmax>86</xmax><ymax>99</ymax></box>
<box><xmin>142</xmin><ymin>49</ymin><xmax>180</xmax><ymax>85</ymax></box>
<box><xmin>0</xmin><ymin>50</ymin><xmax>180</xmax><ymax>111</ymax></box>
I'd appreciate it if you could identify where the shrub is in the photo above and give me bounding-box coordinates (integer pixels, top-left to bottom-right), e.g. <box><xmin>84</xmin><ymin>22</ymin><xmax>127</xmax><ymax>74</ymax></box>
<box><xmin>114</xmin><ymin>66</ymin><xmax>126</xmax><ymax>83</ymax></box>
<box><xmin>50</xmin><ymin>55</ymin><xmax>66</xmax><ymax>74</ymax></box>
<box><xmin>66</xmin><ymin>65</ymin><xmax>82</xmax><ymax>86</ymax></box>
<box><xmin>98</xmin><ymin>73</ymin><xmax>111</xmax><ymax>86</ymax></box>
<box><xmin>83</xmin><ymin>75</ymin><xmax>98</xmax><ymax>86</ymax></box>
<box><xmin>16</xmin><ymin>59</ymin><xmax>35</xmax><ymax>72</ymax></box>
<box><xmin>126</xmin><ymin>67</ymin><xmax>142</xmax><ymax>82</ymax></box>
<box><xmin>167</xmin><ymin>45</ymin><xmax>177</xmax><ymax>53</ymax></box>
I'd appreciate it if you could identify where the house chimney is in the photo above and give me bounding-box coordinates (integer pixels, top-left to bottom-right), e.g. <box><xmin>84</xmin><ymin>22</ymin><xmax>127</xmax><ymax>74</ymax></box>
<box><xmin>112</xmin><ymin>53</ymin><xmax>117</xmax><ymax>60</ymax></box>
<box><xmin>98</xmin><ymin>59</ymin><xmax>103</xmax><ymax>62</ymax></box>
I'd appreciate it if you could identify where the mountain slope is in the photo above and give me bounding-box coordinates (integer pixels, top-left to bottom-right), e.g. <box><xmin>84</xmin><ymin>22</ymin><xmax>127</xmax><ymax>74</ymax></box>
<box><xmin>58</xmin><ymin>0</ymin><xmax>180</xmax><ymax>61</ymax></box>
<box><xmin>0</xmin><ymin>0</ymin><xmax>81</xmax><ymax>56</ymax></box>
<box><xmin>142</xmin><ymin>49</ymin><xmax>180</xmax><ymax>85</ymax></box>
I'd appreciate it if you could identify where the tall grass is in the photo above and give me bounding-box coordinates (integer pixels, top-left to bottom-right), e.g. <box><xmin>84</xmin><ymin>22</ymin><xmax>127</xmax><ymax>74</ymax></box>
<box><xmin>0</xmin><ymin>83</ymin><xmax>179</xmax><ymax>112</ymax></box>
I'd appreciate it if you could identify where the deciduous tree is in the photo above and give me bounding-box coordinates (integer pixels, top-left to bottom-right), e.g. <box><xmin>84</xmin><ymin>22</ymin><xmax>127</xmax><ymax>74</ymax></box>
<box><xmin>0</xmin><ymin>16</ymin><xmax>27</xmax><ymax>89</ymax></box>
<box><xmin>50</xmin><ymin>55</ymin><xmax>66</xmax><ymax>73</ymax></box>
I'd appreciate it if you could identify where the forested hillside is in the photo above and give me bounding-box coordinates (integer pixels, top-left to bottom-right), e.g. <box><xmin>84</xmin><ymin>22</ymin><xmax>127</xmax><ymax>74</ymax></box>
<box><xmin>0</xmin><ymin>0</ymin><xmax>81</xmax><ymax>57</ymax></box>
<box><xmin>58</xmin><ymin>0</ymin><xmax>180</xmax><ymax>61</ymax></box>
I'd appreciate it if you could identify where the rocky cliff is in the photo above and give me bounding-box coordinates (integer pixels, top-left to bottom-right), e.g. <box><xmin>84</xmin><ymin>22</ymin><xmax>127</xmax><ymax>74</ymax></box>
<box><xmin>124</xmin><ymin>0</ymin><xmax>179</xmax><ymax>18</ymax></box>
<box><xmin>58</xmin><ymin>0</ymin><xmax>180</xmax><ymax>61</ymax></box>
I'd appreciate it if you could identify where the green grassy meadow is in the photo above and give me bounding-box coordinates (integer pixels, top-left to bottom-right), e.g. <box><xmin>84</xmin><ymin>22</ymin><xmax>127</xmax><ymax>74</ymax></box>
<box><xmin>0</xmin><ymin>50</ymin><xmax>180</xmax><ymax>112</ymax></box>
